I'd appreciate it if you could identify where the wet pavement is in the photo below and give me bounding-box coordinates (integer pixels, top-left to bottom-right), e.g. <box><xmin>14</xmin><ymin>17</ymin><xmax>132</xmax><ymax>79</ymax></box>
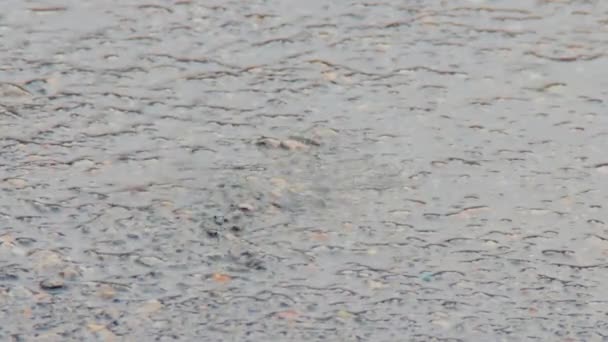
<box><xmin>2</xmin><ymin>0</ymin><xmax>608</xmax><ymax>340</ymax></box>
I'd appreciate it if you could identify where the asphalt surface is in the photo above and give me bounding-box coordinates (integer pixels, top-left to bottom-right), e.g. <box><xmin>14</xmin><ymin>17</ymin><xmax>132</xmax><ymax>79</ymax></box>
<box><xmin>2</xmin><ymin>0</ymin><xmax>608</xmax><ymax>341</ymax></box>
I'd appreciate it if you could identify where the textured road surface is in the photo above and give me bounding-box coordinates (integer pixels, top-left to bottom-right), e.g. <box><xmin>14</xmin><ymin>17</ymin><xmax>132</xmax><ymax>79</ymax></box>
<box><xmin>2</xmin><ymin>0</ymin><xmax>608</xmax><ymax>341</ymax></box>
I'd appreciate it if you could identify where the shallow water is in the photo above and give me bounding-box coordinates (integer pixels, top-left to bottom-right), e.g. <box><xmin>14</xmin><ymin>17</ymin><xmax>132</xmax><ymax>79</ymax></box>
<box><xmin>2</xmin><ymin>0</ymin><xmax>608</xmax><ymax>340</ymax></box>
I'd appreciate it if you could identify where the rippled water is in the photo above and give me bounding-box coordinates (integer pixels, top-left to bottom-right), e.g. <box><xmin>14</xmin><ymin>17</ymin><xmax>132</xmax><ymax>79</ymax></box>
<box><xmin>2</xmin><ymin>0</ymin><xmax>608</xmax><ymax>340</ymax></box>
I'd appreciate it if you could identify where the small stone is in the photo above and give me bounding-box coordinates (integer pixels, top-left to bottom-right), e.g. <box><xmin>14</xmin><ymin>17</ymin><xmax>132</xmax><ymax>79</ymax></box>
<box><xmin>0</xmin><ymin>234</ymin><xmax>15</xmax><ymax>248</ymax></box>
<box><xmin>595</xmin><ymin>164</ymin><xmax>608</xmax><ymax>174</ymax></box>
<box><xmin>276</xmin><ymin>309</ymin><xmax>299</xmax><ymax>320</ymax></box>
<box><xmin>431</xmin><ymin>318</ymin><xmax>452</xmax><ymax>329</ymax></box>
<box><xmin>174</xmin><ymin>209</ymin><xmax>192</xmax><ymax>220</ymax></box>
<box><xmin>212</xmin><ymin>273</ymin><xmax>232</xmax><ymax>283</ymax></box>
<box><xmin>213</xmin><ymin>214</ymin><xmax>227</xmax><ymax>225</ymax></box>
<box><xmin>323</xmin><ymin>71</ymin><xmax>337</xmax><ymax>81</ymax></box>
<box><xmin>0</xmin><ymin>82</ymin><xmax>32</xmax><ymax>99</ymax></box>
<box><xmin>312</xmin><ymin>127</ymin><xmax>338</xmax><ymax>138</ymax></box>
<box><xmin>367</xmin><ymin>280</ymin><xmax>388</xmax><ymax>289</ymax></box>
<box><xmin>269</xmin><ymin>190</ymin><xmax>283</xmax><ymax>199</ymax></box>
<box><xmin>206</xmin><ymin>229</ymin><xmax>219</xmax><ymax>238</ymax></box>
<box><xmin>60</xmin><ymin>266</ymin><xmax>80</xmax><ymax>280</ymax></box>
<box><xmin>527</xmin><ymin>208</ymin><xmax>550</xmax><ymax>216</ymax></box>
<box><xmin>5</xmin><ymin>178</ymin><xmax>28</xmax><ymax>189</ymax></box>
<box><xmin>288</xmin><ymin>136</ymin><xmax>321</xmax><ymax>146</ymax></box>
<box><xmin>40</xmin><ymin>277</ymin><xmax>65</xmax><ymax>290</ymax></box>
<box><xmin>87</xmin><ymin>323</ymin><xmax>107</xmax><ymax>333</ymax></box>
<box><xmin>97</xmin><ymin>284</ymin><xmax>116</xmax><ymax>300</ymax></box>
<box><xmin>237</xmin><ymin>203</ymin><xmax>254</xmax><ymax>212</ymax></box>
<box><xmin>420</xmin><ymin>272</ymin><xmax>433</xmax><ymax>282</ymax></box>
<box><xmin>31</xmin><ymin>249</ymin><xmax>65</xmax><ymax>272</ymax></box>
<box><xmin>136</xmin><ymin>256</ymin><xmax>164</xmax><ymax>267</ymax></box>
<box><xmin>280</xmin><ymin>139</ymin><xmax>308</xmax><ymax>151</ymax></box>
<box><xmin>247</xmin><ymin>67</ymin><xmax>263</xmax><ymax>73</ymax></box>
<box><xmin>159</xmin><ymin>200</ymin><xmax>173</xmax><ymax>208</ymax></box>
<box><xmin>137</xmin><ymin>299</ymin><xmax>163</xmax><ymax>315</ymax></box>
<box><xmin>87</xmin><ymin>168</ymin><xmax>101</xmax><ymax>175</ymax></box>
<box><xmin>310</xmin><ymin>231</ymin><xmax>329</xmax><ymax>242</ymax></box>
<box><xmin>255</xmin><ymin>137</ymin><xmax>281</xmax><ymax>148</ymax></box>
<box><xmin>71</xmin><ymin>159</ymin><xmax>95</xmax><ymax>169</ymax></box>
<box><xmin>337</xmin><ymin>310</ymin><xmax>353</xmax><ymax>319</ymax></box>
<box><xmin>484</xmin><ymin>240</ymin><xmax>498</xmax><ymax>248</ymax></box>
